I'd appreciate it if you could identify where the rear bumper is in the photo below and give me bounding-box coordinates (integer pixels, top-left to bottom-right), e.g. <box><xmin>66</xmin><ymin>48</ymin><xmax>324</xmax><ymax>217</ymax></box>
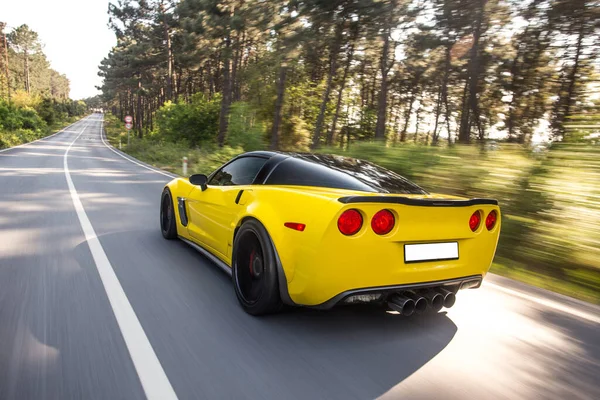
<box><xmin>275</xmin><ymin>200</ymin><xmax>500</xmax><ymax>306</ymax></box>
<box><xmin>313</xmin><ymin>275</ymin><xmax>483</xmax><ymax>310</ymax></box>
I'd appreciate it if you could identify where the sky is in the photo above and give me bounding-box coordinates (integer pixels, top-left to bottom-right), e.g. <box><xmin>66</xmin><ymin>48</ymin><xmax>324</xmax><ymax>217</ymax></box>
<box><xmin>3</xmin><ymin>0</ymin><xmax>116</xmax><ymax>99</ymax></box>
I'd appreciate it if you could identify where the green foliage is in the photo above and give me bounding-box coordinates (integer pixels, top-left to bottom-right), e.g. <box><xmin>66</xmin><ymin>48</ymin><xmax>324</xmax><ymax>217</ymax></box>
<box><xmin>155</xmin><ymin>94</ymin><xmax>221</xmax><ymax>145</ymax></box>
<box><xmin>0</xmin><ymin>101</ymin><xmax>23</xmax><ymax>131</ymax></box>
<box><xmin>0</xmin><ymin>99</ymin><xmax>46</xmax><ymax>132</ymax></box>
<box><xmin>104</xmin><ymin>112</ymin><xmax>243</xmax><ymax>176</ymax></box>
<box><xmin>16</xmin><ymin>107</ymin><xmax>46</xmax><ymax>131</ymax></box>
<box><xmin>0</xmin><ymin>96</ymin><xmax>86</xmax><ymax>149</ymax></box>
<box><xmin>37</xmin><ymin>98</ymin><xmax>59</xmax><ymax>125</ymax></box>
<box><xmin>226</xmin><ymin>102</ymin><xmax>266</xmax><ymax>151</ymax></box>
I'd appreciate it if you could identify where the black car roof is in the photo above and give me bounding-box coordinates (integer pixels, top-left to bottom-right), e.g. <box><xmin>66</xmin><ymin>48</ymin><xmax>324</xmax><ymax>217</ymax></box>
<box><xmin>239</xmin><ymin>151</ymin><xmax>427</xmax><ymax>195</ymax></box>
<box><xmin>241</xmin><ymin>150</ymin><xmax>280</xmax><ymax>158</ymax></box>
<box><xmin>242</xmin><ymin>150</ymin><xmax>356</xmax><ymax>164</ymax></box>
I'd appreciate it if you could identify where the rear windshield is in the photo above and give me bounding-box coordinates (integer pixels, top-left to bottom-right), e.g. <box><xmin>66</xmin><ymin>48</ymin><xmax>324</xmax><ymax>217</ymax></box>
<box><xmin>264</xmin><ymin>155</ymin><xmax>427</xmax><ymax>194</ymax></box>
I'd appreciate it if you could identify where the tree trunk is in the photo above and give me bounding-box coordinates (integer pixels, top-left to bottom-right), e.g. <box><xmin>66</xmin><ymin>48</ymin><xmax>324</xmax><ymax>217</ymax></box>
<box><xmin>161</xmin><ymin>2</ymin><xmax>173</xmax><ymax>102</ymax></box>
<box><xmin>312</xmin><ymin>23</ymin><xmax>343</xmax><ymax>149</ymax></box>
<box><xmin>357</xmin><ymin>60</ymin><xmax>365</xmax><ymax>109</ymax></box>
<box><xmin>24</xmin><ymin>48</ymin><xmax>30</xmax><ymax>94</ymax></box>
<box><xmin>458</xmin><ymin>0</ymin><xmax>486</xmax><ymax>144</ymax></box>
<box><xmin>414</xmin><ymin>106</ymin><xmax>421</xmax><ymax>143</ymax></box>
<box><xmin>327</xmin><ymin>40</ymin><xmax>355</xmax><ymax>146</ymax></box>
<box><xmin>217</xmin><ymin>34</ymin><xmax>232</xmax><ymax>147</ymax></box>
<box><xmin>400</xmin><ymin>92</ymin><xmax>416</xmax><ymax>142</ymax></box>
<box><xmin>561</xmin><ymin>21</ymin><xmax>585</xmax><ymax>137</ymax></box>
<box><xmin>129</xmin><ymin>89</ymin><xmax>134</xmax><ymax>125</ymax></box>
<box><xmin>136</xmin><ymin>84</ymin><xmax>143</xmax><ymax>138</ymax></box>
<box><xmin>232</xmin><ymin>31</ymin><xmax>244</xmax><ymax>102</ymax></box>
<box><xmin>375</xmin><ymin>2</ymin><xmax>397</xmax><ymax>140</ymax></box>
<box><xmin>392</xmin><ymin>97</ymin><xmax>401</xmax><ymax>144</ymax></box>
<box><xmin>444</xmin><ymin>91</ymin><xmax>453</xmax><ymax>144</ymax></box>
<box><xmin>231</xmin><ymin>33</ymin><xmax>239</xmax><ymax>103</ymax></box>
<box><xmin>2</xmin><ymin>29</ymin><xmax>10</xmax><ymax>103</ymax></box>
<box><xmin>431</xmin><ymin>84</ymin><xmax>443</xmax><ymax>145</ymax></box>
<box><xmin>400</xmin><ymin>74</ymin><xmax>421</xmax><ymax>142</ymax></box>
<box><xmin>506</xmin><ymin>30</ymin><xmax>527</xmax><ymax>143</ymax></box>
<box><xmin>442</xmin><ymin>45</ymin><xmax>453</xmax><ymax>144</ymax></box>
<box><xmin>208</xmin><ymin>61</ymin><xmax>215</xmax><ymax>98</ymax></box>
<box><xmin>270</xmin><ymin>65</ymin><xmax>287</xmax><ymax>150</ymax></box>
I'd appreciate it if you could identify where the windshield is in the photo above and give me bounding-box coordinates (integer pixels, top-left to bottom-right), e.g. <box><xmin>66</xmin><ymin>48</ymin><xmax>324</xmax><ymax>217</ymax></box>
<box><xmin>265</xmin><ymin>154</ymin><xmax>428</xmax><ymax>194</ymax></box>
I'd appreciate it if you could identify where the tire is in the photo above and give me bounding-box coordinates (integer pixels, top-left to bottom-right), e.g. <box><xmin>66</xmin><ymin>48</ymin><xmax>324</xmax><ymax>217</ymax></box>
<box><xmin>160</xmin><ymin>188</ymin><xmax>177</xmax><ymax>240</ymax></box>
<box><xmin>232</xmin><ymin>219</ymin><xmax>283</xmax><ymax>315</ymax></box>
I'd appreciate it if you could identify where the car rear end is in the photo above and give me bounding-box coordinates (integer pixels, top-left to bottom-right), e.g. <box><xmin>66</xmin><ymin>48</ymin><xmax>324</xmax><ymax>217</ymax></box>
<box><xmin>285</xmin><ymin>195</ymin><xmax>500</xmax><ymax>312</ymax></box>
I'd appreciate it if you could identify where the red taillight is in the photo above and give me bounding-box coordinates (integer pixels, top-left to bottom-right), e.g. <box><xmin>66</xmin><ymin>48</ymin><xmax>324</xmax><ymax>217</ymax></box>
<box><xmin>338</xmin><ymin>209</ymin><xmax>363</xmax><ymax>236</ymax></box>
<box><xmin>284</xmin><ymin>222</ymin><xmax>306</xmax><ymax>231</ymax></box>
<box><xmin>371</xmin><ymin>209</ymin><xmax>395</xmax><ymax>235</ymax></box>
<box><xmin>486</xmin><ymin>210</ymin><xmax>498</xmax><ymax>230</ymax></box>
<box><xmin>469</xmin><ymin>211</ymin><xmax>481</xmax><ymax>232</ymax></box>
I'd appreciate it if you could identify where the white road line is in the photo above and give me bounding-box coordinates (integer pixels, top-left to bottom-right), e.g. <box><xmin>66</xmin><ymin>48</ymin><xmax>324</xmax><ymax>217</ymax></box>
<box><xmin>0</xmin><ymin>116</ymin><xmax>89</xmax><ymax>154</ymax></box>
<box><xmin>486</xmin><ymin>282</ymin><xmax>600</xmax><ymax>325</ymax></box>
<box><xmin>99</xmin><ymin>121</ymin><xmax>177</xmax><ymax>179</ymax></box>
<box><xmin>64</xmin><ymin>120</ymin><xmax>178</xmax><ymax>400</ymax></box>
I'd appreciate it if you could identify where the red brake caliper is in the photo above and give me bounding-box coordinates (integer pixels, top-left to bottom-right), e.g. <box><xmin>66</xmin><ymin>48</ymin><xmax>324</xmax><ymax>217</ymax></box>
<box><xmin>249</xmin><ymin>250</ymin><xmax>255</xmax><ymax>276</ymax></box>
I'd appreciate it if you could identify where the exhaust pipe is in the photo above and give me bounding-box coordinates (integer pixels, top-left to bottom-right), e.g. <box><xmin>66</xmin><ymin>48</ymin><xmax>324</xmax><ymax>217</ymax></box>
<box><xmin>420</xmin><ymin>289</ymin><xmax>444</xmax><ymax>312</ymax></box>
<box><xmin>437</xmin><ymin>288</ymin><xmax>456</xmax><ymax>308</ymax></box>
<box><xmin>404</xmin><ymin>291</ymin><xmax>428</xmax><ymax>314</ymax></box>
<box><xmin>388</xmin><ymin>294</ymin><xmax>416</xmax><ymax>316</ymax></box>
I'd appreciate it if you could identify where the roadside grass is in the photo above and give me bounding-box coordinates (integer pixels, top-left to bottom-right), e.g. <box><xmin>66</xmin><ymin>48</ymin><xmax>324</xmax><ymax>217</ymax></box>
<box><xmin>491</xmin><ymin>259</ymin><xmax>600</xmax><ymax>305</ymax></box>
<box><xmin>0</xmin><ymin>115</ymin><xmax>82</xmax><ymax>149</ymax></box>
<box><xmin>103</xmin><ymin>113</ymin><xmax>243</xmax><ymax>176</ymax></box>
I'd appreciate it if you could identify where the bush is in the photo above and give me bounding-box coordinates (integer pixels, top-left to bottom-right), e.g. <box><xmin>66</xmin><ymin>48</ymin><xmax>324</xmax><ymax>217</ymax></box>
<box><xmin>37</xmin><ymin>98</ymin><xmax>57</xmax><ymax>125</ymax></box>
<box><xmin>155</xmin><ymin>93</ymin><xmax>220</xmax><ymax>145</ymax></box>
<box><xmin>17</xmin><ymin>107</ymin><xmax>47</xmax><ymax>131</ymax></box>
<box><xmin>0</xmin><ymin>96</ymin><xmax>84</xmax><ymax>149</ymax></box>
<box><xmin>0</xmin><ymin>100</ymin><xmax>22</xmax><ymax>130</ymax></box>
<box><xmin>0</xmin><ymin>99</ymin><xmax>46</xmax><ymax>132</ymax></box>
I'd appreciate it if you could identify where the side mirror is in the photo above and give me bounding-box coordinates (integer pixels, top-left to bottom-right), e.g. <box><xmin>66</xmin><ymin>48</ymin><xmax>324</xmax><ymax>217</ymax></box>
<box><xmin>189</xmin><ymin>174</ymin><xmax>208</xmax><ymax>191</ymax></box>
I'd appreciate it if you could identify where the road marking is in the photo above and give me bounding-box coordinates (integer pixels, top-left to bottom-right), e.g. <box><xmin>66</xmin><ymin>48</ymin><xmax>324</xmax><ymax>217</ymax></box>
<box><xmin>99</xmin><ymin>121</ymin><xmax>177</xmax><ymax>179</ymax></box>
<box><xmin>486</xmin><ymin>282</ymin><xmax>600</xmax><ymax>325</ymax></box>
<box><xmin>64</xmin><ymin>120</ymin><xmax>178</xmax><ymax>400</ymax></box>
<box><xmin>0</xmin><ymin>116</ymin><xmax>88</xmax><ymax>154</ymax></box>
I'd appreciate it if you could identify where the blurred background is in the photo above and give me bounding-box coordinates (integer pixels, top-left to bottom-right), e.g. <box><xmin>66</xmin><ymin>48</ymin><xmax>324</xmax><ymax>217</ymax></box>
<box><xmin>2</xmin><ymin>0</ymin><xmax>599</xmax><ymax>302</ymax></box>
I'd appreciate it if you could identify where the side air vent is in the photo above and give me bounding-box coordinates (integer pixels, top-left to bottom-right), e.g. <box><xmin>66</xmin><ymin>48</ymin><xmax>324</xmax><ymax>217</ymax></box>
<box><xmin>177</xmin><ymin>197</ymin><xmax>188</xmax><ymax>226</ymax></box>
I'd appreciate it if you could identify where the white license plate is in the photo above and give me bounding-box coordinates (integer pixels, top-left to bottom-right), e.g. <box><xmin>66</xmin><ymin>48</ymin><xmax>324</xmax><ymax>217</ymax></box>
<box><xmin>404</xmin><ymin>242</ymin><xmax>459</xmax><ymax>263</ymax></box>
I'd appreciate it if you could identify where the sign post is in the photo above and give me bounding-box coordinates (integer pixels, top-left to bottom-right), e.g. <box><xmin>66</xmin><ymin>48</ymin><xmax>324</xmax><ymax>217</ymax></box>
<box><xmin>124</xmin><ymin>116</ymin><xmax>133</xmax><ymax>146</ymax></box>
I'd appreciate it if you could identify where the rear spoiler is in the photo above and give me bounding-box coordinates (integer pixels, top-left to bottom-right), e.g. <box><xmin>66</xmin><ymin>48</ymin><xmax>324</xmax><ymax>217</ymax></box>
<box><xmin>338</xmin><ymin>196</ymin><xmax>498</xmax><ymax>207</ymax></box>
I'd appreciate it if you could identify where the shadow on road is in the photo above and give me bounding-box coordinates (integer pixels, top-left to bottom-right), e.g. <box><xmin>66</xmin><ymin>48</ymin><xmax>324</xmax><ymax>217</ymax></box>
<box><xmin>514</xmin><ymin>307</ymin><xmax>600</xmax><ymax>400</ymax></box>
<box><xmin>101</xmin><ymin>230</ymin><xmax>458</xmax><ymax>400</ymax></box>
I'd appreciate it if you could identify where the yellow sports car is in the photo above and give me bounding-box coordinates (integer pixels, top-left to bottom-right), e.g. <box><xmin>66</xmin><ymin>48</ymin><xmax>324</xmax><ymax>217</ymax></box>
<box><xmin>160</xmin><ymin>151</ymin><xmax>501</xmax><ymax>316</ymax></box>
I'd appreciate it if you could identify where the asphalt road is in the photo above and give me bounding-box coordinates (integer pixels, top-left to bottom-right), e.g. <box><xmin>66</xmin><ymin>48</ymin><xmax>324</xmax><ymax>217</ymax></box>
<box><xmin>0</xmin><ymin>115</ymin><xmax>599</xmax><ymax>400</ymax></box>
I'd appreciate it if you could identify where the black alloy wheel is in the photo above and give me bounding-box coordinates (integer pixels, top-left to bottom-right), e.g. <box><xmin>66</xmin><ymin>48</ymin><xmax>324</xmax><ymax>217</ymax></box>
<box><xmin>232</xmin><ymin>219</ymin><xmax>282</xmax><ymax>315</ymax></box>
<box><xmin>160</xmin><ymin>188</ymin><xmax>177</xmax><ymax>239</ymax></box>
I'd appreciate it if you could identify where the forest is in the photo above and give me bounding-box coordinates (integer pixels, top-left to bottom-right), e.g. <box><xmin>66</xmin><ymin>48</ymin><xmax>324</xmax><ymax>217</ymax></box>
<box><xmin>98</xmin><ymin>0</ymin><xmax>599</xmax><ymax>148</ymax></box>
<box><xmin>0</xmin><ymin>23</ymin><xmax>87</xmax><ymax>148</ymax></box>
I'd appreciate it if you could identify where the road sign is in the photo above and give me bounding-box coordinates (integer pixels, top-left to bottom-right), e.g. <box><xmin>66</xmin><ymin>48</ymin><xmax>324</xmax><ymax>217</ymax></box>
<box><xmin>125</xmin><ymin>115</ymin><xmax>133</xmax><ymax>123</ymax></box>
<box><xmin>125</xmin><ymin>123</ymin><xmax>133</xmax><ymax>130</ymax></box>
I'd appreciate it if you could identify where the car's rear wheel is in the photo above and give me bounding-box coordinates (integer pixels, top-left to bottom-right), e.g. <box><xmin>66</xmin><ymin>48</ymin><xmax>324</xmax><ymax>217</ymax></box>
<box><xmin>160</xmin><ymin>188</ymin><xmax>177</xmax><ymax>240</ymax></box>
<box><xmin>232</xmin><ymin>220</ymin><xmax>282</xmax><ymax>315</ymax></box>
